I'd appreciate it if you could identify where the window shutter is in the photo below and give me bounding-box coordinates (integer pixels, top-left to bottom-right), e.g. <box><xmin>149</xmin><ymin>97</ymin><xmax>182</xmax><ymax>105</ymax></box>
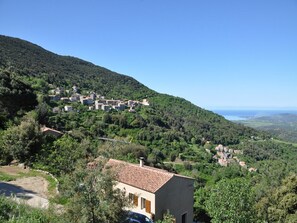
<box><xmin>145</xmin><ymin>200</ymin><xmax>151</xmax><ymax>213</ymax></box>
<box><xmin>133</xmin><ymin>195</ymin><xmax>138</xmax><ymax>207</ymax></box>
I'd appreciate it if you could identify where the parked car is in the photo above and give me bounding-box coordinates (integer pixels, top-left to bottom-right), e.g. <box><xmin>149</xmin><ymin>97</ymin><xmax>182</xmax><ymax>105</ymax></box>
<box><xmin>122</xmin><ymin>211</ymin><xmax>154</xmax><ymax>223</ymax></box>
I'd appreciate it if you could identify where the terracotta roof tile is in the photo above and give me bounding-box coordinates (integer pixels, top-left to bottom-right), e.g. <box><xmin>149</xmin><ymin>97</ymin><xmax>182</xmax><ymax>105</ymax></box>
<box><xmin>106</xmin><ymin>159</ymin><xmax>174</xmax><ymax>193</ymax></box>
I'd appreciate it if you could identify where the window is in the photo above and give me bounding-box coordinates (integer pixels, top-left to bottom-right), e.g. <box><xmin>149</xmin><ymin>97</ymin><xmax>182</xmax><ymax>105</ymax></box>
<box><xmin>141</xmin><ymin>197</ymin><xmax>151</xmax><ymax>213</ymax></box>
<box><xmin>128</xmin><ymin>193</ymin><xmax>134</xmax><ymax>203</ymax></box>
<box><xmin>141</xmin><ymin>197</ymin><xmax>146</xmax><ymax>209</ymax></box>
<box><xmin>128</xmin><ymin>193</ymin><xmax>139</xmax><ymax>207</ymax></box>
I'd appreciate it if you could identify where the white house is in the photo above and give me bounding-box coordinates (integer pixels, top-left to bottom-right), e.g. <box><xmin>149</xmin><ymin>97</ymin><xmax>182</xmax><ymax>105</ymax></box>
<box><xmin>64</xmin><ymin>105</ymin><xmax>73</xmax><ymax>112</ymax></box>
<box><xmin>95</xmin><ymin>102</ymin><xmax>103</xmax><ymax>110</ymax></box>
<box><xmin>106</xmin><ymin>159</ymin><xmax>194</xmax><ymax>223</ymax></box>
<box><xmin>141</xmin><ymin>99</ymin><xmax>150</xmax><ymax>106</ymax></box>
<box><xmin>117</xmin><ymin>103</ymin><xmax>126</xmax><ymax>111</ymax></box>
<box><xmin>80</xmin><ymin>97</ymin><xmax>94</xmax><ymax>105</ymax></box>
<box><xmin>101</xmin><ymin>104</ymin><xmax>111</xmax><ymax>112</ymax></box>
<box><xmin>69</xmin><ymin>94</ymin><xmax>80</xmax><ymax>102</ymax></box>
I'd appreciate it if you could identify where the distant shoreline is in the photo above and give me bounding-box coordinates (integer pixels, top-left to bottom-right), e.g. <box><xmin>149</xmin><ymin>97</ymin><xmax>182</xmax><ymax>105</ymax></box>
<box><xmin>213</xmin><ymin>110</ymin><xmax>297</xmax><ymax>121</ymax></box>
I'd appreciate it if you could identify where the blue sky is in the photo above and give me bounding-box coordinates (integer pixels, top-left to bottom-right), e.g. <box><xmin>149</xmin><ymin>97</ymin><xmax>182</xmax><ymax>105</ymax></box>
<box><xmin>0</xmin><ymin>0</ymin><xmax>296</xmax><ymax>110</ymax></box>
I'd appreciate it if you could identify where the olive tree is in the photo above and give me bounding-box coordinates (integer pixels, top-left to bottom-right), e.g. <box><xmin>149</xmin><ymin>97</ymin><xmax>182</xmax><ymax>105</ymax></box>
<box><xmin>65</xmin><ymin>160</ymin><xmax>128</xmax><ymax>223</ymax></box>
<box><xmin>205</xmin><ymin>178</ymin><xmax>255</xmax><ymax>223</ymax></box>
<box><xmin>1</xmin><ymin>117</ymin><xmax>41</xmax><ymax>163</ymax></box>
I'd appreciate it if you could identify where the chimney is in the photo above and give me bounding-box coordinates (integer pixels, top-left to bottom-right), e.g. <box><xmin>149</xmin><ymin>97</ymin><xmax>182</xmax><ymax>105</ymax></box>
<box><xmin>139</xmin><ymin>157</ymin><xmax>144</xmax><ymax>167</ymax></box>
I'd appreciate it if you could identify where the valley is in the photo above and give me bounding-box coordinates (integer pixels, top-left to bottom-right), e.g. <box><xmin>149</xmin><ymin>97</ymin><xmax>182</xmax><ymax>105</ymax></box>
<box><xmin>237</xmin><ymin>113</ymin><xmax>297</xmax><ymax>143</ymax></box>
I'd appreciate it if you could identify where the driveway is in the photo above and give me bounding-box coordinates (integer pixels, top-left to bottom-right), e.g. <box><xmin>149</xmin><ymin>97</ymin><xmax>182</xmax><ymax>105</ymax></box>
<box><xmin>0</xmin><ymin>177</ymin><xmax>50</xmax><ymax>209</ymax></box>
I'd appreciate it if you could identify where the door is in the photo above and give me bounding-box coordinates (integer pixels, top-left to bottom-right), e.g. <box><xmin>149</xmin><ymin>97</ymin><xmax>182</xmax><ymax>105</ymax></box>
<box><xmin>182</xmin><ymin>213</ymin><xmax>187</xmax><ymax>223</ymax></box>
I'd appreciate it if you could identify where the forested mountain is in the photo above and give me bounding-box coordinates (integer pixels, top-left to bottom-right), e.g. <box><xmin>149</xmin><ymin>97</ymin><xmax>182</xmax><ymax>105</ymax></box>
<box><xmin>0</xmin><ymin>35</ymin><xmax>153</xmax><ymax>99</ymax></box>
<box><xmin>0</xmin><ymin>35</ymin><xmax>261</xmax><ymax>145</ymax></box>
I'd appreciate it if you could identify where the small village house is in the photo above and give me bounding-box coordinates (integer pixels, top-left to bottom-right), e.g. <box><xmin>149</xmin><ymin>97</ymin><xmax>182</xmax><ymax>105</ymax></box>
<box><xmin>101</xmin><ymin>104</ymin><xmax>111</xmax><ymax>112</ymax></box>
<box><xmin>142</xmin><ymin>99</ymin><xmax>150</xmax><ymax>106</ymax></box>
<box><xmin>49</xmin><ymin>95</ymin><xmax>60</xmax><ymax>101</ymax></box>
<box><xmin>69</xmin><ymin>94</ymin><xmax>80</xmax><ymax>102</ymax></box>
<box><xmin>95</xmin><ymin>101</ymin><xmax>103</xmax><ymax>110</ymax></box>
<box><xmin>64</xmin><ymin>105</ymin><xmax>73</xmax><ymax>112</ymax></box>
<box><xmin>89</xmin><ymin>92</ymin><xmax>96</xmax><ymax>100</ymax></box>
<box><xmin>41</xmin><ymin>126</ymin><xmax>63</xmax><ymax>138</ymax></box>
<box><xmin>60</xmin><ymin>97</ymin><xmax>70</xmax><ymax>102</ymax></box>
<box><xmin>80</xmin><ymin>96</ymin><xmax>94</xmax><ymax>105</ymax></box>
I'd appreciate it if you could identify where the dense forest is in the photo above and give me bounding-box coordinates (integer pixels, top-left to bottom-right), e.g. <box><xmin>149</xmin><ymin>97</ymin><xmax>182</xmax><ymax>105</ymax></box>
<box><xmin>0</xmin><ymin>35</ymin><xmax>296</xmax><ymax>223</ymax></box>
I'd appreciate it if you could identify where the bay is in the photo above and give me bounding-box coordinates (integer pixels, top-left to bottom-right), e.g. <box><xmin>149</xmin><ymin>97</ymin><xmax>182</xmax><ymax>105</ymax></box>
<box><xmin>213</xmin><ymin>110</ymin><xmax>297</xmax><ymax>121</ymax></box>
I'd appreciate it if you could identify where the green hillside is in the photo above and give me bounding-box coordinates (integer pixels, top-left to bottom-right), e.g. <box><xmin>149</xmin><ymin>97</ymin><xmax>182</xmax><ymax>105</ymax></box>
<box><xmin>0</xmin><ymin>35</ymin><xmax>261</xmax><ymax>145</ymax></box>
<box><xmin>0</xmin><ymin>35</ymin><xmax>153</xmax><ymax>99</ymax></box>
<box><xmin>2</xmin><ymin>35</ymin><xmax>296</xmax><ymax>223</ymax></box>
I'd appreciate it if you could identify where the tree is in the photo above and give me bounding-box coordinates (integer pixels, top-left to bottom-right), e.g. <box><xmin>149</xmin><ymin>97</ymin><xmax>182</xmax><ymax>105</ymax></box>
<box><xmin>194</xmin><ymin>187</ymin><xmax>211</xmax><ymax>222</ymax></box>
<box><xmin>97</xmin><ymin>142</ymin><xmax>147</xmax><ymax>163</ymax></box>
<box><xmin>205</xmin><ymin>178</ymin><xmax>255</xmax><ymax>223</ymax></box>
<box><xmin>35</xmin><ymin>102</ymin><xmax>50</xmax><ymax>125</ymax></box>
<box><xmin>64</xmin><ymin>160</ymin><xmax>128</xmax><ymax>223</ymax></box>
<box><xmin>44</xmin><ymin>135</ymin><xmax>82</xmax><ymax>175</ymax></box>
<box><xmin>1</xmin><ymin>117</ymin><xmax>41</xmax><ymax>163</ymax></box>
<box><xmin>256</xmin><ymin>174</ymin><xmax>297</xmax><ymax>223</ymax></box>
<box><xmin>156</xmin><ymin>210</ymin><xmax>176</xmax><ymax>223</ymax></box>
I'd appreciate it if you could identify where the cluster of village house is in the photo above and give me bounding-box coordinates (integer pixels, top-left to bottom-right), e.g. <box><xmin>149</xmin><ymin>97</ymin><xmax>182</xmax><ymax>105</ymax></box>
<box><xmin>213</xmin><ymin>144</ymin><xmax>257</xmax><ymax>172</ymax></box>
<box><xmin>48</xmin><ymin>86</ymin><xmax>149</xmax><ymax>113</ymax></box>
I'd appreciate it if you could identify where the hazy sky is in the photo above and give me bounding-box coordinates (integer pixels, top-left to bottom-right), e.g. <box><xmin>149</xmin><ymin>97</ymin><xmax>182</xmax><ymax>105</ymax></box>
<box><xmin>0</xmin><ymin>0</ymin><xmax>296</xmax><ymax>109</ymax></box>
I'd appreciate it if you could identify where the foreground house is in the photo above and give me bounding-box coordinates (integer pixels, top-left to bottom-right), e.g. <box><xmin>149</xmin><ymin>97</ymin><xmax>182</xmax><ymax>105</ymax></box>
<box><xmin>106</xmin><ymin>159</ymin><xmax>194</xmax><ymax>223</ymax></box>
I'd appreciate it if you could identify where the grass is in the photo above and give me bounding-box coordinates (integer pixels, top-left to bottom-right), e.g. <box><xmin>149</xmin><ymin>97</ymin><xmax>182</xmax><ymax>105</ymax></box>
<box><xmin>0</xmin><ymin>195</ymin><xmax>63</xmax><ymax>223</ymax></box>
<box><xmin>0</xmin><ymin>172</ymin><xmax>17</xmax><ymax>182</ymax></box>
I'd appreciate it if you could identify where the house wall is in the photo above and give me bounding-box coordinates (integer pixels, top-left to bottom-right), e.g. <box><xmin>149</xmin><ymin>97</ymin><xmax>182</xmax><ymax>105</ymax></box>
<box><xmin>155</xmin><ymin>176</ymin><xmax>194</xmax><ymax>223</ymax></box>
<box><xmin>115</xmin><ymin>182</ymin><xmax>156</xmax><ymax>220</ymax></box>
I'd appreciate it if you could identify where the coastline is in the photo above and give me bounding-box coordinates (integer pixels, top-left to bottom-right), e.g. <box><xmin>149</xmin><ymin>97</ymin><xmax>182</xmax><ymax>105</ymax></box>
<box><xmin>213</xmin><ymin>110</ymin><xmax>297</xmax><ymax>121</ymax></box>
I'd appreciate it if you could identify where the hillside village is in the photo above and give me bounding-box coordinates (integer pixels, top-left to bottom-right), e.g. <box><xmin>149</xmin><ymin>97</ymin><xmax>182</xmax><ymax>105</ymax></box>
<box><xmin>48</xmin><ymin>86</ymin><xmax>150</xmax><ymax>113</ymax></box>
<box><xmin>213</xmin><ymin>144</ymin><xmax>257</xmax><ymax>172</ymax></box>
<box><xmin>48</xmin><ymin>86</ymin><xmax>259</xmax><ymax>174</ymax></box>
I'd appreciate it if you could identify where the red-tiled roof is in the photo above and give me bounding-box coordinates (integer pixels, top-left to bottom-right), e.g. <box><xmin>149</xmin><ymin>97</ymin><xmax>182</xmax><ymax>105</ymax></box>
<box><xmin>106</xmin><ymin>159</ymin><xmax>175</xmax><ymax>193</ymax></box>
<box><xmin>41</xmin><ymin>127</ymin><xmax>63</xmax><ymax>135</ymax></box>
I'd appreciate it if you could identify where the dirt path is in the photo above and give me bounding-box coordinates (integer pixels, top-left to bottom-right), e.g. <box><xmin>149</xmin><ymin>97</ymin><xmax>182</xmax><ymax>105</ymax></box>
<box><xmin>0</xmin><ymin>165</ymin><xmax>29</xmax><ymax>175</ymax></box>
<box><xmin>0</xmin><ymin>166</ymin><xmax>50</xmax><ymax>209</ymax></box>
<box><xmin>9</xmin><ymin>176</ymin><xmax>49</xmax><ymax>198</ymax></box>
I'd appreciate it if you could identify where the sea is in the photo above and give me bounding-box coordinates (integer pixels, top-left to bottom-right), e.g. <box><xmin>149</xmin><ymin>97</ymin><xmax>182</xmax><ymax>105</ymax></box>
<box><xmin>213</xmin><ymin>110</ymin><xmax>297</xmax><ymax>121</ymax></box>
